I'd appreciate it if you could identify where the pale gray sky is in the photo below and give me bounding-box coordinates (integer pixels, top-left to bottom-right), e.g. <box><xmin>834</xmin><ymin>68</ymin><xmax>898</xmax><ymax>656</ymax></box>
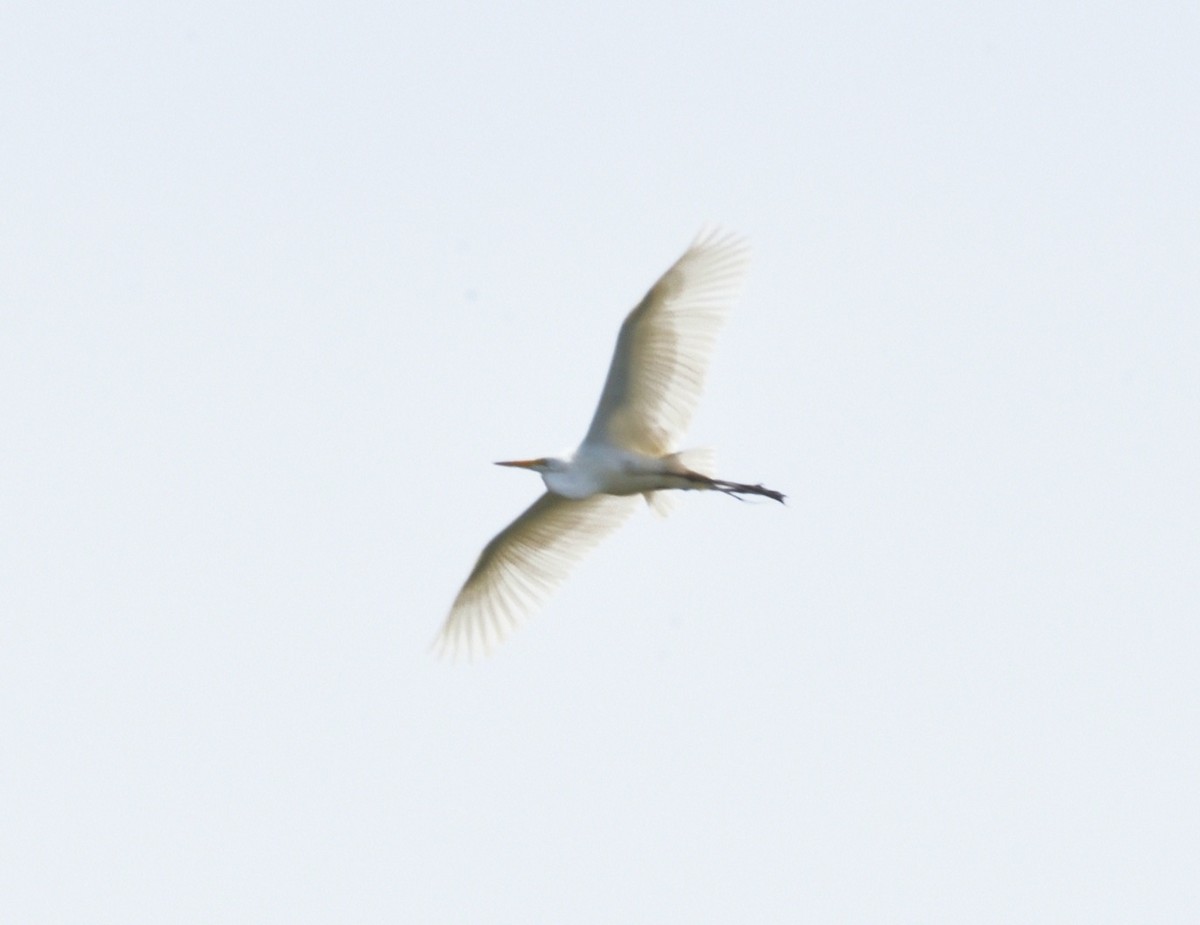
<box><xmin>3</xmin><ymin>1</ymin><xmax>1197</xmax><ymax>921</ymax></box>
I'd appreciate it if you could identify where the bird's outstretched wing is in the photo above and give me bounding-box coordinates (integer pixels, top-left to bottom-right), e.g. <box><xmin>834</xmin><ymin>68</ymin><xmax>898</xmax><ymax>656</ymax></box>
<box><xmin>436</xmin><ymin>491</ymin><xmax>639</xmax><ymax>659</ymax></box>
<box><xmin>582</xmin><ymin>228</ymin><xmax>751</xmax><ymax>456</ymax></box>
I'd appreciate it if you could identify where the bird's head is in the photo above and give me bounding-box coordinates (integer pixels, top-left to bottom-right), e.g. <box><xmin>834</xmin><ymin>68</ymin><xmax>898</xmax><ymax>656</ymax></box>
<box><xmin>494</xmin><ymin>456</ymin><xmax>568</xmax><ymax>474</ymax></box>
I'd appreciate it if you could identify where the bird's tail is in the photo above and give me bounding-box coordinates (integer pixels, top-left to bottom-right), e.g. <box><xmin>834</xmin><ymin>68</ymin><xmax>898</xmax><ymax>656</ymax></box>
<box><xmin>644</xmin><ymin>448</ymin><xmax>717</xmax><ymax>516</ymax></box>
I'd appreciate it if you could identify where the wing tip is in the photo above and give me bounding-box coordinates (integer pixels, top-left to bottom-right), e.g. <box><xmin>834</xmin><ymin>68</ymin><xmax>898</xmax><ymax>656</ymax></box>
<box><xmin>690</xmin><ymin>225</ymin><xmax>751</xmax><ymax>260</ymax></box>
<box><xmin>431</xmin><ymin>616</ymin><xmax>496</xmax><ymax>663</ymax></box>
<box><xmin>681</xmin><ymin>226</ymin><xmax>751</xmax><ymax>294</ymax></box>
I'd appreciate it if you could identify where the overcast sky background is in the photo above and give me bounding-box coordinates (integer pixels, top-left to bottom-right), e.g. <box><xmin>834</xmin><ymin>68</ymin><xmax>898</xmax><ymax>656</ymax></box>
<box><xmin>3</xmin><ymin>1</ymin><xmax>1197</xmax><ymax>921</ymax></box>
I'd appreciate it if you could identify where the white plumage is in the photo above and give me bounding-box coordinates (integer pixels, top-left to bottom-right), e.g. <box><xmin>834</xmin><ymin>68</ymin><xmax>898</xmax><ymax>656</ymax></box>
<box><xmin>437</xmin><ymin>229</ymin><xmax>782</xmax><ymax>659</ymax></box>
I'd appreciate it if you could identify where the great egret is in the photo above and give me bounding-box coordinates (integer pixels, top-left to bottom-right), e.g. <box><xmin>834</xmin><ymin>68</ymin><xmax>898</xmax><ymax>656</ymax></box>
<box><xmin>438</xmin><ymin>229</ymin><xmax>783</xmax><ymax>658</ymax></box>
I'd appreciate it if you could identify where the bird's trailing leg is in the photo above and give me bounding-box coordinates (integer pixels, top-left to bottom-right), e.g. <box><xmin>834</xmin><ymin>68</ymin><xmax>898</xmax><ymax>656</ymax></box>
<box><xmin>676</xmin><ymin>468</ymin><xmax>785</xmax><ymax>504</ymax></box>
<box><xmin>709</xmin><ymin>478</ymin><xmax>786</xmax><ymax>504</ymax></box>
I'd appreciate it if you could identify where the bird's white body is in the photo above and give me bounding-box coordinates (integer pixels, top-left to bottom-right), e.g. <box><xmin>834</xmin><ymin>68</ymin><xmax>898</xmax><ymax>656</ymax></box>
<box><xmin>437</xmin><ymin>229</ymin><xmax>782</xmax><ymax>658</ymax></box>
<box><xmin>533</xmin><ymin>446</ymin><xmax>696</xmax><ymax>500</ymax></box>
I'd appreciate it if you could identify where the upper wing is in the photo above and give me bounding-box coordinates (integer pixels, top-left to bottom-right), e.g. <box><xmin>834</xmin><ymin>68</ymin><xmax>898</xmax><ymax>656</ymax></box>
<box><xmin>436</xmin><ymin>491</ymin><xmax>639</xmax><ymax>659</ymax></box>
<box><xmin>582</xmin><ymin>228</ymin><xmax>751</xmax><ymax>456</ymax></box>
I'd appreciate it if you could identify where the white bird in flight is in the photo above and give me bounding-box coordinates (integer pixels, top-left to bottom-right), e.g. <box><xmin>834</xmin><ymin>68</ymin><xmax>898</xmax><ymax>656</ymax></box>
<box><xmin>438</xmin><ymin>229</ymin><xmax>784</xmax><ymax>658</ymax></box>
